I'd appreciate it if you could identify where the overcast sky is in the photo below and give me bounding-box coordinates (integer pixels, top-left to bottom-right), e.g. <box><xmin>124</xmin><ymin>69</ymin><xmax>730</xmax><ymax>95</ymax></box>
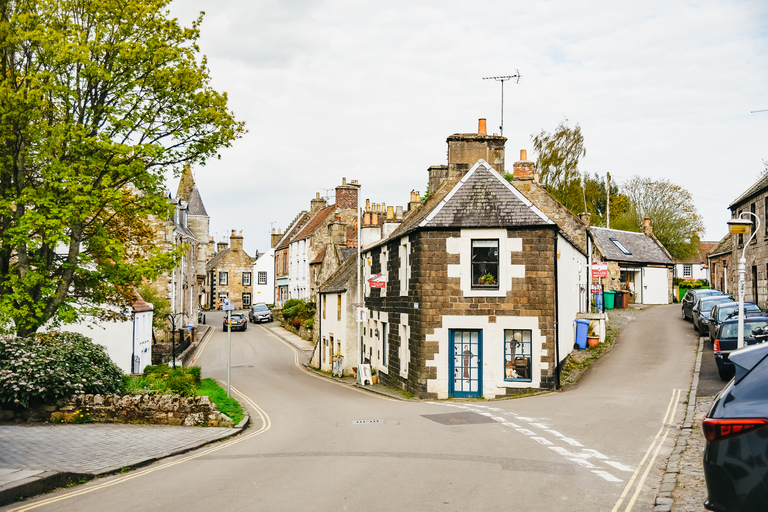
<box><xmin>168</xmin><ymin>0</ymin><xmax>768</xmax><ymax>258</ymax></box>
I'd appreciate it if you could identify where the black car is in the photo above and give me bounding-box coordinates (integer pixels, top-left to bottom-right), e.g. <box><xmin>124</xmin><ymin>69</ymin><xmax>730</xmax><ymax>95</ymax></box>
<box><xmin>703</xmin><ymin>342</ymin><xmax>768</xmax><ymax>511</ymax></box>
<box><xmin>248</xmin><ymin>303</ymin><xmax>273</xmax><ymax>323</ymax></box>
<box><xmin>713</xmin><ymin>316</ymin><xmax>768</xmax><ymax>380</ymax></box>
<box><xmin>681</xmin><ymin>288</ymin><xmax>724</xmax><ymax>321</ymax></box>
<box><xmin>223</xmin><ymin>313</ymin><xmax>247</xmax><ymax>332</ymax></box>
<box><xmin>708</xmin><ymin>302</ymin><xmax>762</xmax><ymax>342</ymax></box>
<box><xmin>692</xmin><ymin>295</ymin><xmax>734</xmax><ymax>333</ymax></box>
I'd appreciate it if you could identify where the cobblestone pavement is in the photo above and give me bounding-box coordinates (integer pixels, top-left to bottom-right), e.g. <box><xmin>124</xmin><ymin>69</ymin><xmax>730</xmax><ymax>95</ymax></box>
<box><xmin>669</xmin><ymin>397</ymin><xmax>712</xmax><ymax>511</ymax></box>
<box><xmin>0</xmin><ymin>423</ymin><xmax>241</xmax><ymax>474</ymax></box>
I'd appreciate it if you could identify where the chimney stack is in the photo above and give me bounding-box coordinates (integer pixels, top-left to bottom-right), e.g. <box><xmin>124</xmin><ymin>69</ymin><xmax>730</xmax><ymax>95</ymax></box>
<box><xmin>335</xmin><ymin>178</ymin><xmax>359</xmax><ymax>210</ymax></box>
<box><xmin>230</xmin><ymin>229</ymin><xmax>244</xmax><ymax>251</ymax></box>
<box><xmin>409</xmin><ymin>190</ymin><xmax>421</xmax><ymax>212</ymax></box>
<box><xmin>329</xmin><ymin>216</ymin><xmax>346</xmax><ymax>246</ymax></box>
<box><xmin>643</xmin><ymin>217</ymin><xmax>653</xmax><ymax>237</ymax></box>
<box><xmin>513</xmin><ymin>149</ymin><xmax>535</xmax><ymax>180</ymax></box>
<box><xmin>310</xmin><ymin>192</ymin><xmax>327</xmax><ymax>214</ymax></box>
<box><xmin>478</xmin><ymin>118</ymin><xmax>487</xmax><ymax>135</ymax></box>
<box><xmin>271</xmin><ymin>228</ymin><xmax>283</xmax><ymax>249</ymax></box>
<box><xmin>579</xmin><ymin>213</ymin><xmax>591</xmax><ymax>227</ymax></box>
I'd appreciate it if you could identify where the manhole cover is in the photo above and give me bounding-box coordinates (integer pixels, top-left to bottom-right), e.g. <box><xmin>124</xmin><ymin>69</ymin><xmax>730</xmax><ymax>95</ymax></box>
<box><xmin>422</xmin><ymin>412</ymin><xmax>497</xmax><ymax>425</ymax></box>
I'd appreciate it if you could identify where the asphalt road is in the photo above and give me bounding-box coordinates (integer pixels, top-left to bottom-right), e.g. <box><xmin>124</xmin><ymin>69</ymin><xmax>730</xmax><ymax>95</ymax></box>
<box><xmin>4</xmin><ymin>306</ymin><xmax>696</xmax><ymax>512</ymax></box>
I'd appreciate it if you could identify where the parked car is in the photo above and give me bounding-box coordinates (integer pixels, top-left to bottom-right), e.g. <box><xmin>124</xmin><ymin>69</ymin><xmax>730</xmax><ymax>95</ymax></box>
<box><xmin>708</xmin><ymin>302</ymin><xmax>762</xmax><ymax>342</ymax></box>
<box><xmin>681</xmin><ymin>289</ymin><xmax>724</xmax><ymax>321</ymax></box>
<box><xmin>713</xmin><ymin>316</ymin><xmax>768</xmax><ymax>380</ymax></box>
<box><xmin>692</xmin><ymin>295</ymin><xmax>734</xmax><ymax>333</ymax></box>
<box><xmin>703</xmin><ymin>342</ymin><xmax>768</xmax><ymax>511</ymax></box>
<box><xmin>222</xmin><ymin>313</ymin><xmax>247</xmax><ymax>332</ymax></box>
<box><xmin>249</xmin><ymin>303</ymin><xmax>273</xmax><ymax>324</ymax></box>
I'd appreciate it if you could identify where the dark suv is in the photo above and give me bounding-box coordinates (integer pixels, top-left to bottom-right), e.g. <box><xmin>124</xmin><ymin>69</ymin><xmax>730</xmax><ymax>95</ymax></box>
<box><xmin>681</xmin><ymin>288</ymin><xmax>724</xmax><ymax>321</ymax></box>
<box><xmin>704</xmin><ymin>342</ymin><xmax>768</xmax><ymax>511</ymax></box>
<box><xmin>249</xmin><ymin>303</ymin><xmax>273</xmax><ymax>323</ymax></box>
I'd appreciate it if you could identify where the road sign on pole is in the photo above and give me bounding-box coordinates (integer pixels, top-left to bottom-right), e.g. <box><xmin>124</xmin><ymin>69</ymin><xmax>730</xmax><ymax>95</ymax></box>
<box><xmin>227</xmin><ymin>309</ymin><xmax>232</xmax><ymax>397</ymax></box>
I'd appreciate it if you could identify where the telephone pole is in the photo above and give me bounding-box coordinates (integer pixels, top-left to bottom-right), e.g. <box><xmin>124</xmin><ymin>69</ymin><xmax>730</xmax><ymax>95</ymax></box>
<box><xmin>483</xmin><ymin>71</ymin><xmax>521</xmax><ymax>136</ymax></box>
<box><xmin>606</xmin><ymin>172</ymin><xmax>611</xmax><ymax>229</ymax></box>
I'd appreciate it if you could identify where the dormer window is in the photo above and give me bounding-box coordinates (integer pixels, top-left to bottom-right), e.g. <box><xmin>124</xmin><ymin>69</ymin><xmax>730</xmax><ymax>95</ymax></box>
<box><xmin>610</xmin><ymin>237</ymin><xmax>632</xmax><ymax>256</ymax></box>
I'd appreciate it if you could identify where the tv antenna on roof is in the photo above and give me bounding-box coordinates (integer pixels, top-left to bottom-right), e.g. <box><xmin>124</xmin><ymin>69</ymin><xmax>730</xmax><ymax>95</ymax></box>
<box><xmin>483</xmin><ymin>71</ymin><xmax>521</xmax><ymax>137</ymax></box>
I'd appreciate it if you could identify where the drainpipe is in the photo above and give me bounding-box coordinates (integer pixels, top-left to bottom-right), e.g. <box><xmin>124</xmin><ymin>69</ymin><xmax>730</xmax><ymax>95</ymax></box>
<box><xmin>131</xmin><ymin>309</ymin><xmax>136</xmax><ymax>374</ymax></box>
<box><xmin>318</xmin><ymin>293</ymin><xmax>322</xmax><ymax>370</ymax></box>
<box><xmin>553</xmin><ymin>228</ymin><xmax>561</xmax><ymax>390</ymax></box>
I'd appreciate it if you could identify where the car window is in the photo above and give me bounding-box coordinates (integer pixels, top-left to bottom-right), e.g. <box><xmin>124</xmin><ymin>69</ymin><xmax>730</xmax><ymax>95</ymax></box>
<box><xmin>230</xmin><ymin>314</ymin><xmax>243</xmax><ymax>320</ymax></box>
<box><xmin>253</xmin><ymin>305</ymin><xmax>269</xmax><ymax>311</ymax></box>
<box><xmin>722</xmin><ymin>320</ymin><xmax>768</xmax><ymax>338</ymax></box>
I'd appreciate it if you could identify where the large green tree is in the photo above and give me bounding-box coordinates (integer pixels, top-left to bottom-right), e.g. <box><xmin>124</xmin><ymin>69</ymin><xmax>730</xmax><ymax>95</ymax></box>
<box><xmin>614</xmin><ymin>176</ymin><xmax>704</xmax><ymax>261</ymax></box>
<box><xmin>0</xmin><ymin>0</ymin><xmax>245</xmax><ymax>336</ymax></box>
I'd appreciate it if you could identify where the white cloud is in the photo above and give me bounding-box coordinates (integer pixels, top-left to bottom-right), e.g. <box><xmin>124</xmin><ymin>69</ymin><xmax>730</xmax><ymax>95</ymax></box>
<box><xmin>168</xmin><ymin>0</ymin><xmax>768</xmax><ymax>254</ymax></box>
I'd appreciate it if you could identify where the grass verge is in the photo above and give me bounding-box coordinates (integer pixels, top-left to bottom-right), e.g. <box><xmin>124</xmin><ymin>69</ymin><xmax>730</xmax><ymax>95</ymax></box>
<box><xmin>559</xmin><ymin>324</ymin><xmax>617</xmax><ymax>389</ymax></box>
<box><xmin>197</xmin><ymin>378</ymin><xmax>245</xmax><ymax>425</ymax></box>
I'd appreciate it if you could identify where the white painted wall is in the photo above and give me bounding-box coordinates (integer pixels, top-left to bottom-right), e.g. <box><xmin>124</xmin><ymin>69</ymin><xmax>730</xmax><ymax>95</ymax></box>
<box><xmin>674</xmin><ymin>263</ymin><xmax>708</xmax><ymax>282</ymax></box>
<box><xmin>253</xmin><ymin>249</ymin><xmax>275</xmax><ymax>304</ymax></box>
<box><xmin>557</xmin><ymin>235</ymin><xmax>588</xmax><ymax>363</ymax></box>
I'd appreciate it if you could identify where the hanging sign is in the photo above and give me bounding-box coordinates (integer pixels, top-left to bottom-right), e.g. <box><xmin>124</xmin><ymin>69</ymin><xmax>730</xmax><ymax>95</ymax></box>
<box><xmin>591</xmin><ymin>262</ymin><xmax>608</xmax><ymax>278</ymax></box>
<box><xmin>367</xmin><ymin>273</ymin><xmax>387</xmax><ymax>289</ymax></box>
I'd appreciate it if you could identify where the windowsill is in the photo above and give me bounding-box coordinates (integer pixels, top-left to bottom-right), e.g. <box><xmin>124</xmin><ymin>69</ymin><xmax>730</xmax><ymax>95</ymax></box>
<box><xmin>504</xmin><ymin>378</ymin><xmax>533</xmax><ymax>383</ymax></box>
<box><xmin>472</xmin><ymin>285</ymin><xmax>499</xmax><ymax>290</ymax></box>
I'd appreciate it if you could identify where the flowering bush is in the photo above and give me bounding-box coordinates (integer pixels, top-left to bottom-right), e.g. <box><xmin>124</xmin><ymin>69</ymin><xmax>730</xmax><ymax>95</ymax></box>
<box><xmin>0</xmin><ymin>331</ymin><xmax>124</xmax><ymax>408</ymax></box>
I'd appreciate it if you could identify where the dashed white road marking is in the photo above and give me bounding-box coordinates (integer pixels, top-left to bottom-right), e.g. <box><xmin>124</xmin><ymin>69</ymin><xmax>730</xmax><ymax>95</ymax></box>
<box><xmin>593</xmin><ymin>470</ymin><xmax>623</xmax><ymax>482</ymax></box>
<box><xmin>425</xmin><ymin>401</ymin><xmax>627</xmax><ymax>484</ymax></box>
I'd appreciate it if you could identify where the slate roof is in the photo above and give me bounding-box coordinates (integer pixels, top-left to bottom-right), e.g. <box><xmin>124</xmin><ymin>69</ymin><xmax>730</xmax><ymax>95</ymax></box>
<box><xmin>365</xmin><ymin>160</ymin><xmax>552</xmax><ymax>250</ymax></box>
<box><xmin>730</xmin><ymin>173</ymin><xmax>768</xmax><ymax>209</ymax></box>
<box><xmin>187</xmin><ymin>187</ymin><xmax>208</xmax><ymax>217</ymax></box>
<box><xmin>319</xmin><ymin>254</ymin><xmax>356</xmax><ymax>294</ymax></box>
<box><xmin>206</xmin><ymin>248</ymin><xmax>231</xmax><ymax>271</ymax></box>
<box><xmin>591</xmin><ymin>227</ymin><xmax>673</xmax><ymax>265</ymax></box>
<box><xmin>708</xmin><ymin>233</ymin><xmax>733</xmax><ymax>258</ymax></box>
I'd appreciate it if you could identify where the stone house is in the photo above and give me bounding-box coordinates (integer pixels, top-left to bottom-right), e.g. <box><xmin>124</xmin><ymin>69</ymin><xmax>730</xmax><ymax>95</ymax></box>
<box><xmin>360</xmin><ymin>156</ymin><xmax>587</xmax><ymax>399</ymax></box>
<box><xmin>707</xmin><ymin>234</ymin><xmax>733</xmax><ymax>295</ymax></box>
<box><xmin>286</xmin><ymin>179</ymin><xmax>360</xmax><ymax>303</ymax></box>
<box><xmin>204</xmin><ymin>230</ymin><xmax>257</xmax><ymax>310</ymax></box>
<box><xmin>589</xmin><ymin>220</ymin><xmax>674</xmax><ymax>305</ymax></box>
<box><xmin>724</xmin><ymin>173</ymin><xmax>768</xmax><ymax>308</ymax></box>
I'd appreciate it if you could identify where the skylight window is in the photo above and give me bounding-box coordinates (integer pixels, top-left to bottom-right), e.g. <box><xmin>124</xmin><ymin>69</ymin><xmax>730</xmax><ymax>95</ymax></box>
<box><xmin>609</xmin><ymin>237</ymin><xmax>632</xmax><ymax>255</ymax></box>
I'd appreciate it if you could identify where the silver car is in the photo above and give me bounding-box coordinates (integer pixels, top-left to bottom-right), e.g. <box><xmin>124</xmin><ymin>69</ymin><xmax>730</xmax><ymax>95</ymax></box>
<box><xmin>249</xmin><ymin>303</ymin><xmax>273</xmax><ymax>323</ymax></box>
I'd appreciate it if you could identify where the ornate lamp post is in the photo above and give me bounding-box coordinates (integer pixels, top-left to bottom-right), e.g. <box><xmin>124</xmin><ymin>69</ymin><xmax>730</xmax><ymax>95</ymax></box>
<box><xmin>727</xmin><ymin>213</ymin><xmax>760</xmax><ymax>349</ymax></box>
<box><xmin>165</xmin><ymin>313</ymin><xmax>184</xmax><ymax>368</ymax></box>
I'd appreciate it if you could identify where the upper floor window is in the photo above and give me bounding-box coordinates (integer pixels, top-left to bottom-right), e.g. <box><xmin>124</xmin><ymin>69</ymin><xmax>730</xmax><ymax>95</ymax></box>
<box><xmin>471</xmin><ymin>240</ymin><xmax>499</xmax><ymax>289</ymax></box>
<box><xmin>258</xmin><ymin>271</ymin><xmax>267</xmax><ymax>285</ymax></box>
<box><xmin>219</xmin><ymin>272</ymin><xmax>228</xmax><ymax>286</ymax></box>
<box><xmin>242</xmin><ymin>272</ymin><xmax>251</xmax><ymax>286</ymax></box>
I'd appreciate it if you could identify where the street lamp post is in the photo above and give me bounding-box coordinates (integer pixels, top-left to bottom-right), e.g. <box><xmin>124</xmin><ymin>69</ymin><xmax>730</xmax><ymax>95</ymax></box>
<box><xmin>727</xmin><ymin>213</ymin><xmax>760</xmax><ymax>349</ymax></box>
<box><xmin>165</xmin><ymin>313</ymin><xmax>184</xmax><ymax>368</ymax></box>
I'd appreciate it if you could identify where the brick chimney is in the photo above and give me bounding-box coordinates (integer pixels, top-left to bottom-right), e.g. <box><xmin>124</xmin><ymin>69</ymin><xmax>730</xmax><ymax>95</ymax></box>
<box><xmin>335</xmin><ymin>177</ymin><xmax>359</xmax><ymax>210</ymax></box>
<box><xmin>513</xmin><ymin>149</ymin><xmax>535</xmax><ymax>180</ymax></box>
<box><xmin>643</xmin><ymin>217</ymin><xmax>653</xmax><ymax>237</ymax></box>
<box><xmin>230</xmin><ymin>229</ymin><xmax>244</xmax><ymax>251</ymax></box>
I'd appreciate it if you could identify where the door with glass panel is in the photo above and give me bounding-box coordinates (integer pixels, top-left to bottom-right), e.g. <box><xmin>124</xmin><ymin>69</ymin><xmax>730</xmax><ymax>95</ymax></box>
<box><xmin>450</xmin><ymin>330</ymin><xmax>482</xmax><ymax>398</ymax></box>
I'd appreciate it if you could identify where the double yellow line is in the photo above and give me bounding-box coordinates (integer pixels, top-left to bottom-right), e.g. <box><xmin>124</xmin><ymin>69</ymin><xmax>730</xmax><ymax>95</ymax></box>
<box><xmin>611</xmin><ymin>388</ymin><xmax>683</xmax><ymax>512</ymax></box>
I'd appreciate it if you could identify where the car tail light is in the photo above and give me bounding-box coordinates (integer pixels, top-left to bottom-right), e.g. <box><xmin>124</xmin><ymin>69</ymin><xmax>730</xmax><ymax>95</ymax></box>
<box><xmin>714</xmin><ymin>339</ymin><xmax>720</xmax><ymax>352</ymax></box>
<box><xmin>702</xmin><ymin>418</ymin><xmax>768</xmax><ymax>442</ymax></box>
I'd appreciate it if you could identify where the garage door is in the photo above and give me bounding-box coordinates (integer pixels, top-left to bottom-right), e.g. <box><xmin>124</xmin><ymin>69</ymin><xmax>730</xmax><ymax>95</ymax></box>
<box><xmin>642</xmin><ymin>267</ymin><xmax>669</xmax><ymax>304</ymax></box>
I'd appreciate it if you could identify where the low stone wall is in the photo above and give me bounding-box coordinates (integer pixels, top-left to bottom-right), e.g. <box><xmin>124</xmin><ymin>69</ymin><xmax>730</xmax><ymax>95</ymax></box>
<box><xmin>0</xmin><ymin>393</ymin><xmax>234</xmax><ymax>427</ymax></box>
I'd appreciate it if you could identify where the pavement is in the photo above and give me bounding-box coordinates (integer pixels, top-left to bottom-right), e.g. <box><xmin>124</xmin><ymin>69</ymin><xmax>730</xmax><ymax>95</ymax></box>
<box><xmin>0</xmin><ymin>311</ymin><xmax>708</xmax><ymax>509</ymax></box>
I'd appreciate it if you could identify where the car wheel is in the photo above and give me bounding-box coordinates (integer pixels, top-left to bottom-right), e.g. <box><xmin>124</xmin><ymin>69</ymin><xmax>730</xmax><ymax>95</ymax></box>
<box><xmin>682</xmin><ymin>308</ymin><xmax>686</xmax><ymax>319</ymax></box>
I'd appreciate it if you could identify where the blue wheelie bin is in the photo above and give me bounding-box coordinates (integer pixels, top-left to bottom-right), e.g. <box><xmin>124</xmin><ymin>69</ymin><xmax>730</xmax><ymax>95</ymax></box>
<box><xmin>574</xmin><ymin>319</ymin><xmax>589</xmax><ymax>349</ymax></box>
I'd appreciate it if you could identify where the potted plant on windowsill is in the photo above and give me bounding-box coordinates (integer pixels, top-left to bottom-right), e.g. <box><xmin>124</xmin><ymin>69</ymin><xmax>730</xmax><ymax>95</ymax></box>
<box><xmin>478</xmin><ymin>272</ymin><xmax>497</xmax><ymax>285</ymax></box>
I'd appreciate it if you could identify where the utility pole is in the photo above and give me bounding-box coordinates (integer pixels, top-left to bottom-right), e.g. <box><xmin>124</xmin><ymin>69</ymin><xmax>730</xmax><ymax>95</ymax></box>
<box><xmin>606</xmin><ymin>172</ymin><xmax>611</xmax><ymax>229</ymax></box>
<box><xmin>483</xmin><ymin>71</ymin><xmax>521</xmax><ymax>136</ymax></box>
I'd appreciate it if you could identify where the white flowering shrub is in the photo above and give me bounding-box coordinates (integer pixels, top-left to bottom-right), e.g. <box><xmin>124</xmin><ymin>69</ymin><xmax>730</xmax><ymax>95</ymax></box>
<box><xmin>0</xmin><ymin>331</ymin><xmax>124</xmax><ymax>408</ymax></box>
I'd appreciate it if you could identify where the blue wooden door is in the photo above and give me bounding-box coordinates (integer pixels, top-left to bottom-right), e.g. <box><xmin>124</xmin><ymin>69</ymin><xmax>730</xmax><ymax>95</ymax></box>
<box><xmin>450</xmin><ymin>330</ymin><xmax>482</xmax><ymax>398</ymax></box>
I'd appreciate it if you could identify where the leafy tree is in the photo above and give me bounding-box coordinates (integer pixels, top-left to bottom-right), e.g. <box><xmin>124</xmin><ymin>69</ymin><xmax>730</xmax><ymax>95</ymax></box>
<box><xmin>136</xmin><ymin>283</ymin><xmax>170</xmax><ymax>332</ymax></box>
<box><xmin>0</xmin><ymin>0</ymin><xmax>245</xmax><ymax>336</ymax></box>
<box><xmin>531</xmin><ymin>119</ymin><xmax>586</xmax><ymax>211</ymax></box>
<box><xmin>614</xmin><ymin>176</ymin><xmax>704</xmax><ymax>261</ymax></box>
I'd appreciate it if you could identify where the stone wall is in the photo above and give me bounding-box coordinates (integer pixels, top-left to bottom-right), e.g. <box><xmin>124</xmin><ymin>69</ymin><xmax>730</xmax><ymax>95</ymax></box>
<box><xmin>0</xmin><ymin>393</ymin><xmax>234</xmax><ymax>427</ymax></box>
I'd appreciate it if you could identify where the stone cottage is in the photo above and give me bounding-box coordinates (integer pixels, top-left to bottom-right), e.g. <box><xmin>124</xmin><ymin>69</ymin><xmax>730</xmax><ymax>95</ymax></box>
<box><xmin>205</xmin><ymin>230</ymin><xmax>257</xmax><ymax>310</ymax></box>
